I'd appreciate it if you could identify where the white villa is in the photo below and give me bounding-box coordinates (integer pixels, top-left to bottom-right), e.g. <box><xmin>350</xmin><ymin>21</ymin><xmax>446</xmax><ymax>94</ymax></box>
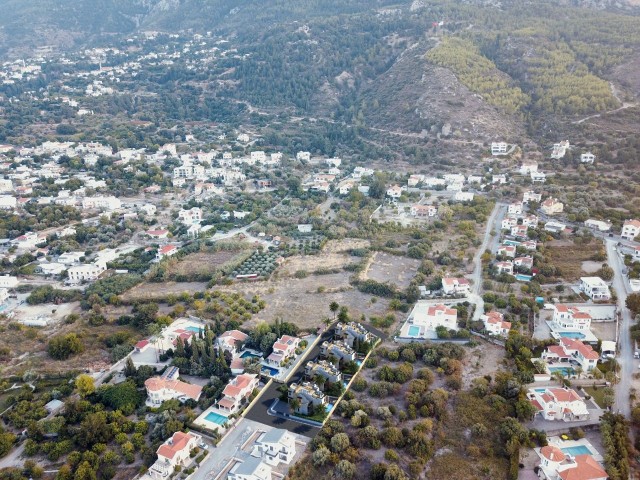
<box><xmin>622</xmin><ymin>219</ymin><xmax>640</xmax><ymax>241</ymax></box>
<box><xmin>335</xmin><ymin>322</ymin><xmax>375</xmax><ymax>347</ymax></box>
<box><xmin>149</xmin><ymin>431</ymin><xmax>201</xmax><ymax>480</ymax></box>
<box><xmin>541</xmin><ymin>198</ymin><xmax>564</xmax><ymax>215</ymax></box>
<box><xmin>537</xmin><ymin>445</ymin><xmax>606</xmax><ymax>480</ymax></box>
<box><xmin>217</xmin><ymin>373</ymin><xmax>258</xmax><ymax>414</ymax></box>
<box><xmin>441</xmin><ymin>277</ymin><xmax>470</xmax><ymax>296</ymax></box>
<box><xmin>144</xmin><ymin>367</ymin><xmax>203</xmax><ymax>406</ymax></box>
<box><xmin>228</xmin><ymin>456</ymin><xmax>272</xmax><ymax>480</ymax></box>
<box><xmin>217</xmin><ymin>330</ymin><xmax>249</xmax><ymax>355</ymax></box>
<box><xmin>584</xmin><ymin>219</ymin><xmax>611</xmax><ymax>232</ymax></box>
<box><xmin>178</xmin><ymin>207</ymin><xmax>202</xmax><ymax>224</ymax></box>
<box><xmin>67</xmin><ymin>261</ymin><xmax>106</xmax><ymax>283</ymax></box>
<box><xmin>266</xmin><ymin>335</ymin><xmax>300</xmax><ymax>366</ymax></box>
<box><xmin>550</xmin><ymin>305</ymin><xmax>592</xmax><ymax>332</ymax></box>
<box><xmin>527</xmin><ymin>387</ymin><xmax>589</xmax><ymax>422</ymax></box>
<box><xmin>253</xmin><ymin>429</ymin><xmax>297</xmax><ymax>466</ymax></box>
<box><xmin>401</xmin><ymin>302</ymin><xmax>458</xmax><ymax>339</ymax></box>
<box><xmin>289</xmin><ymin>382</ymin><xmax>327</xmax><ymax>415</ymax></box>
<box><xmin>481</xmin><ymin>311</ymin><xmax>511</xmax><ymax>337</ymax></box>
<box><xmin>541</xmin><ymin>337</ymin><xmax>599</xmax><ymax>372</ymax></box>
<box><xmin>579</xmin><ymin>277</ymin><xmax>611</xmax><ymax>301</ymax></box>
<box><xmin>305</xmin><ymin>360</ymin><xmax>342</xmax><ymax>384</ymax></box>
<box><xmin>523</xmin><ymin>190</ymin><xmax>542</xmax><ymax>203</ymax></box>
<box><xmin>551</xmin><ymin>140</ymin><xmax>570</xmax><ymax>159</ymax></box>
<box><xmin>491</xmin><ymin>142</ymin><xmax>509</xmax><ymax>155</ymax></box>
<box><xmin>320</xmin><ymin>341</ymin><xmax>356</xmax><ymax>363</ymax></box>
<box><xmin>580</xmin><ymin>152</ymin><xmax>595</xmax><ymax>164</ymax></box>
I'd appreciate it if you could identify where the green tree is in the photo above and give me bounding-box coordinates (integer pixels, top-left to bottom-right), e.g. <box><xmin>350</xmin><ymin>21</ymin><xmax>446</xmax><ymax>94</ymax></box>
<box><xmin>75</xmin><ymin>374</ymin><xmax>95</xmax><ymax>398</ymax></box>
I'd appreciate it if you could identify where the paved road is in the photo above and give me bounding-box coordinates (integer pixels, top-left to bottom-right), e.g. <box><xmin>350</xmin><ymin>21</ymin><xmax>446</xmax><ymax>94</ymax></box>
<box><xmin>470</xmin><ymin>203</ymin><xmax>505</xmax><ymax>321</ymax></box>
<box><xmin>607</xmin><ymin>239</ymin><xmax>633</xmax><ymax>418</ymax></box>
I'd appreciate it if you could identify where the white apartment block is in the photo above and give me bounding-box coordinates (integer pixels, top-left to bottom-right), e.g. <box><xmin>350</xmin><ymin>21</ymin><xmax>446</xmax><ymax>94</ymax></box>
<box><xmin>0</xmin><ymin>196</ymin><xmax>17</xmax><ymax>209</ymax></box>
<box><xmin>579</xmin><ymin>277</ymin><xmax>611</xmax><ymax>301</ymax></box>
<box><xmin>622</xmin><ymin>219</ymin><xmax>640</xmax><ymax>241</ymax></box>
<box><xmin>67</xmin><ymin>261</ymin><xmax>107</xmax><ymax>283</ymax></box>
<box><xmin>254</xmin><ymin>429</ymin><xmax>297</xmax><ymax>466</ymax></box>
<box><xmin>491</xmin><ymin>142</ymin><xmax>509</xmax><ymax>155</ymax></box>
<box><xmin>82</xmin><ymin>196</ymin><xmax>121</xmax><ymax>211</ymax></box>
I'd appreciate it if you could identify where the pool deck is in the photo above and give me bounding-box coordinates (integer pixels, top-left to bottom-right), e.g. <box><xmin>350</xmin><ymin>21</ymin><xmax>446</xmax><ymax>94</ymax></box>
<box><xmin>536</xmin><ymin>436</ymin><xmax>603</xmax><ymax>462</ymax></box>
<box><xmin>546</xmin><ymin>321</ymin><xmax>599</xmax><ymax>343</ymax></box>
<box><xmin>194</xmin><ymin>406</ymin><xmax>231</xmax><ymax>434</ymax></box>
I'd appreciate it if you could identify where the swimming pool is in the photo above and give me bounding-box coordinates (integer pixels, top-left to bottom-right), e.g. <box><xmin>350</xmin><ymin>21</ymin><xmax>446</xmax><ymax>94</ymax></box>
<box><xmin>186</xmin><ymin>326</ymin><xmax>204</xmax><ymax>333</ymax></box>
<box><xmin>261</xmin><ymin>366</ymin><xmax>279</xmax><ymax>376</ymax></box>
<box><xmin>515</xmin><ymin>274</ymin><xmax>532</xmax><ymax>282</ymax></box>
<box><xmin>325</xmin><ymin>403</ymin><xmax>334</xmax><ymax>412</ymax></box>
<box><xmin>240</xmin><ymin>351</ymin><xmax>262</xmax><ymax>359</ymax></box>
<box><xmin>204</xmin><ymin>411</ymin><xmax>228</xmax><ymax>426</ymax></box>
<box><xmin>562</xmin><ymin>445</ymin><xmax>592</xmax><ymax>456</ymax></box>
<box><xmin>548</xmin><ymin>366</ymin><xmax>575</xmax><ymax>376</ymax></box>
<box><xmin>503</xmin><ymin>240</ymin><xmax>521</xmax><ymax>246</ymax></box>
<box><xmin>559</xmin><ymin>332</ymin><xmax>585</xmax><ymax>339</ymax></box>
<box><xmin>408</xmin><ymin>325</ymin><xmax>421</xmax><ymax>337</ymax></box>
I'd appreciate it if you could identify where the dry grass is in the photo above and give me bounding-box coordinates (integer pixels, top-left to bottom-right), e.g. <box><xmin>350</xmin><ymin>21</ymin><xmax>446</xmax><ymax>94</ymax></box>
<box><xmin>121</xmin><ymin>281</ymin><xmax>208</xmax><ymax>302</ymax></box>
<box><xmin>217</xmin><ymin>272</ymin><xmax>390</xmax><ymax>331</ymax></box>
<box><xmin>546</xmin><ymin>240</ymin><xmax>604</xmax><ymax>281</ymax></box>
<box><xmin>0</xmin><ymin>312</ymin><xmax>140</xmax><ymax>376</ymax></box>
<box><xmin>166</xmin><ymin>250</ymin><xmax>249</xmax><ymax>279</ymax></box>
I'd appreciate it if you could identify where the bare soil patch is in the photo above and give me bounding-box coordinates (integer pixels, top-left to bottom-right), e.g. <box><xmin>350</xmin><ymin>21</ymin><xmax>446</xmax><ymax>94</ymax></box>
<box><xmin>462</xmin><ymin>341</ymin><xmax>505</xmax><ymax>389</ymax></box>
<box><xmin>363</xmin><ymin>251</ymin><xmax>420</xmax><ymax>288</ymax></box>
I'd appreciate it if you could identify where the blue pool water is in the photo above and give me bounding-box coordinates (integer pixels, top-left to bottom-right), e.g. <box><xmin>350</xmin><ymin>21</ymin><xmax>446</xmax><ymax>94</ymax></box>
<box><xmin>534</xmin><ymin>388</ymin><xmax>547</xmax><ymax>393</ymax></box>
<box><xmin>261</xmin><ymin>366</ymin><xmax>279</xmax><ymax>376</ymax></box>
<box><xmin>240</xmin><ymin>351</ymin><xmax>262</xmax><ymax>359</ymax></box>
<box><xmin>562</xmin><ymin>446</ymin><xmax>591</xmax><ymax>456</ymax></box>
<box><xmin>204</xmin><ymin>411</ymin><xmax>228</xmax><ymax>425</ymax></box>
<box><xmin>515</xmin><ymin>274</ymin><xmax>532</xmax><ymax>282</ymax></box>
<box><xmin>325</xmin><ymin>403</ymin><xmax>334</xmax><ymax>412</ymax></box>
<box><xmin>548</xmin><ymin>366</ymin><xmax>575</xmax><ymax>376</ymax></box>
<box><xmin>0</xmin><ymin>304</ymin><xmax>7</xmax><ymax>312</ymax></box>
<box><xmin>186</xmin><ymin>326</ymin><xmax>204</xmax><ymax>333</ymax></box>
<box><xmin>559</xmin><ymin>332</ymin><xmax>585</xmax><ymax>339</ymax></box>
<box><xmin>503</xmin><ymin>240</ymin><xmax>520</xmax><ymax>246</ymax></box>
<box><xmin>408</xmin><ymin>325</ymin><xmax>421</xmax><ymax>337</ymax></box>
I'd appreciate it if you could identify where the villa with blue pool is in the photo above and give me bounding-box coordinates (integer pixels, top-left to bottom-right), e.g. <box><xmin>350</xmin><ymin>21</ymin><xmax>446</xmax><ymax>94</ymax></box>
<box><xmin>546</xmin><ymin>304</ymin><xmax>598</xmax><ymax>343</ymax></box>
<box><xmin>527</xmin><ymin>386</ymin><xmax>590</xmax><ymax>422</ymax></box>
<box><xmin>399</xmin><ymin>302</ymin><xmax>458</xmax><ymax>340</ymax></box>
<box><xmin>534</xmin><ymin>436</ymin><xmax>605</xmax><ymax>480</ymax></box>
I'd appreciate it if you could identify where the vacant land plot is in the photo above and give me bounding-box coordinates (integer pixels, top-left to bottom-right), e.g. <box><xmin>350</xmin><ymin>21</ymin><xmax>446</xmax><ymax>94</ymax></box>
<box><xmin>546</xmin><ymin>240</ymin><xmax>604</xmax><ymax>282</ymax></box>
<box><xmin>121</xmin><ymin>281</ymin><xmax>208</xmax><ymax>302</ymax></box>
<box><xmin>363</xmin><ymin>251</ymin><xmax>420</xmax><ymax>288</ymax></box>
<box><xmin>0</xmin><ymin>310</ymin><xmax>140</xmax><ymax>376</ymax></box>
<box><xmin>278</xmin><ymin>238</ymin><xmax>369</xmax><ymax>277</ymax></box>
<box><xmin>166</xmin><ymin>249</ymin><xmax>250</xmax><ymax>280</ymax></box>
<box><xmin>216</xmin><ymin>271</ymin><xmax>390</xmax><ymax>331</ymax></box>
<box><xmin>462</xmin><ymin>341</ymin><xmax>505</xmax><ymax>388</ymax></box>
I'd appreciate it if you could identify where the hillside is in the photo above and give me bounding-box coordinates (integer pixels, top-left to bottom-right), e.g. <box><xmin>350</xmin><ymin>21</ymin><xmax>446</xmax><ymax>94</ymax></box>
<box><xmin>0</xmin><ymin>0</ymin><xmax>639</xmax><ymax>149</ymax></box>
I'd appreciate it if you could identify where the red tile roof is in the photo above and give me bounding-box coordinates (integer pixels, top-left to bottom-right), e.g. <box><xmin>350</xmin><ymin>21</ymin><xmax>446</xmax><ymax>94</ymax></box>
<box><xmin>541</xmin><ymin>445</ymin><xmax>566</xmax><ymax>462</ymax></box>
<box><xmin>157</xmin><ymin>432</ymin><xmax>196</xmax><ymax>460</ymax></box>
<box><xmin>558</xmin><ymin>455</ymin><xmax>607</xmax><ymax>480</ymax></box>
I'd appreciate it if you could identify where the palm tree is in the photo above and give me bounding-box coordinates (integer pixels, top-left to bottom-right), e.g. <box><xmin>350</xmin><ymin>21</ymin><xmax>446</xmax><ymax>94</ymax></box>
<box><xmin>289</xmin><ymin>397</ymin><xmax>301</xmax><ymax>413</ymax></box>
<box><xmin>329</xmin><ymin>302</ymin><xmax>339</xmax><ymax>320</ymax></box>
<box><xmin>551</xmin><ymin>370</ymin><xmax>566</xmax><ymax>386</ymax></box>
<box><xmin>574</xmin><ymin>366</ymin><xmax>583</xmax><ymax>380</ymax></box>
